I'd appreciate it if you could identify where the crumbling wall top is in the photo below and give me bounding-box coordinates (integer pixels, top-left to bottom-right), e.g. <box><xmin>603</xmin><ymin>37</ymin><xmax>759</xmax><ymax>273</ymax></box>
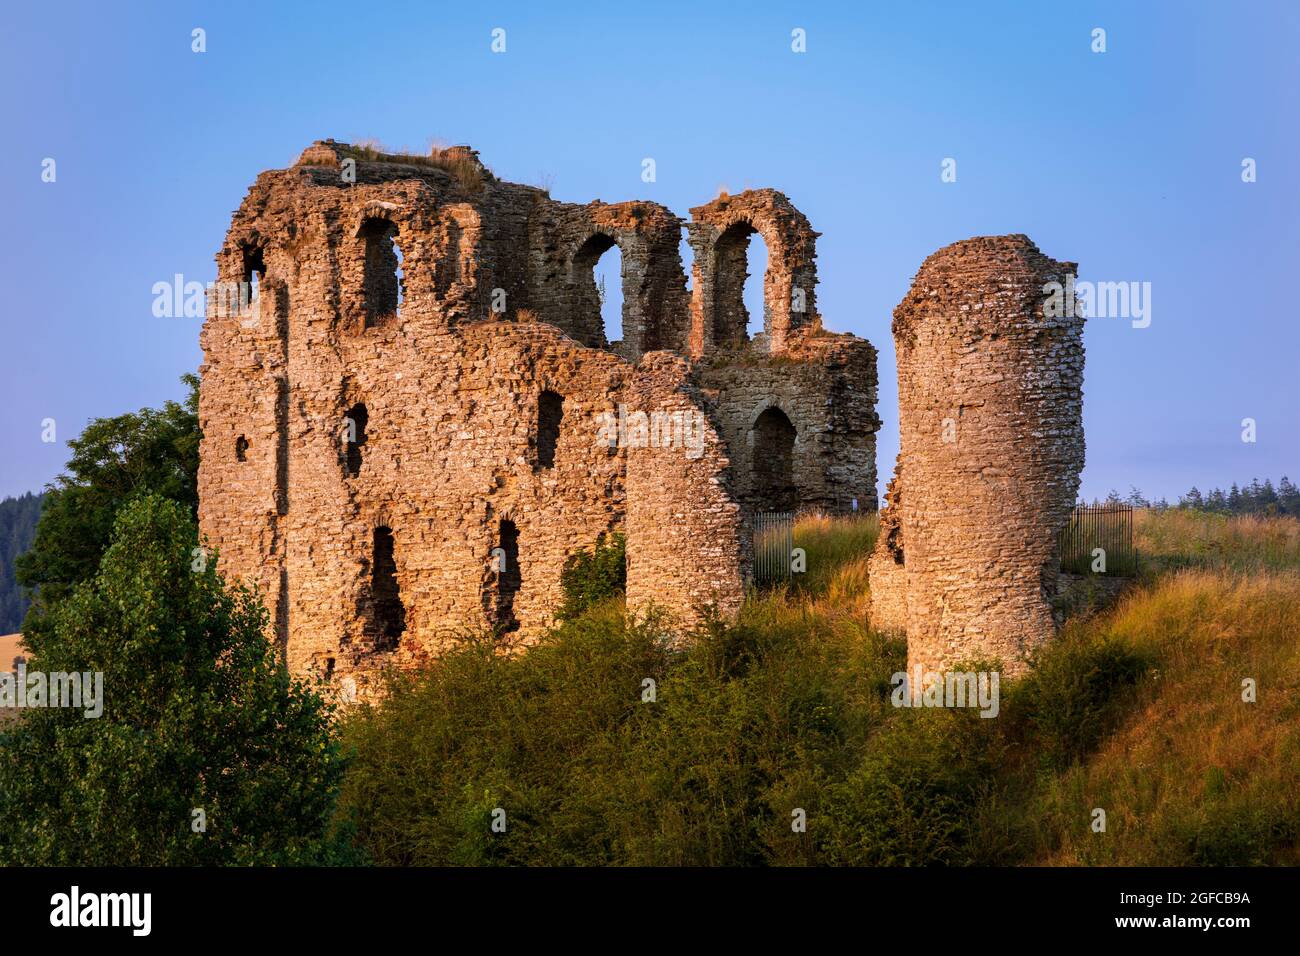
<box><xmin>893</xmin><ymin>234</ymin><xmax>1079</xmax><ymax>339</ymax></box>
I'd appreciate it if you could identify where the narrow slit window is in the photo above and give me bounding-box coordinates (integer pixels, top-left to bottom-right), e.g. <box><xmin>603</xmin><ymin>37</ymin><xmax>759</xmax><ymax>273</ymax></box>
<box><xmin>345</xmin><ymin>403</ymin><xmax>368</xmax><ymax>478</ymax></box>
<box><xmin>358</xmin><ymin>217</ymin><xmax>401</xmax><ymax>325</ymax></box>
<box><xmin>537</xmin><ymin>391</ymin><xmax>564</xmax><ymax>469</ymax></box>
<box><xmin>370</xmin><ymin>526</ymin><xmax>406</xmax><ymax>651</ymax></box>
<box><xmin>493</xmin><ymin>519</ymin><xmax>521</xmax><ymax>635</ymax></box>
<box><xmin>241</xmin><ymin>244</ymin><xmax>265</xmax><ymax>314</ymax></box>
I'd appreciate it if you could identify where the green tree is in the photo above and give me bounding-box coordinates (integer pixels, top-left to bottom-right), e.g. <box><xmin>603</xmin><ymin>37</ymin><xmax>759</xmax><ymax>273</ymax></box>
<box><xmin>0</xmin><ymin>496</ymin><xmax>355</xmax><ymax>865</ymax></box>
<box><xmin>1280</xmin><ymin>476</ymin><xmax>1299</xmax><ymax>514</ymax></box>
<box><xmin>16</xmin><ymin>374</ymin><xmax>199</xmax><ymax>621</ymax></box>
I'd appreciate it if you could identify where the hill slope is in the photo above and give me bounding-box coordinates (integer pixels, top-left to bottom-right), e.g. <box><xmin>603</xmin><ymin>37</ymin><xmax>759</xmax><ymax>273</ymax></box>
<box><xmin>337</xmin><ymin>510</ymin><xmax>1300</xmax><ymax>866</ymax></box>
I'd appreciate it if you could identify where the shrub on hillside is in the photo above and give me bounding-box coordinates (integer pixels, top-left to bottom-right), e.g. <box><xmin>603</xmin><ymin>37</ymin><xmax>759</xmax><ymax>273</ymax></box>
<box><xmin>1004</xmin><ymin>631</ymin><xmax>1150</xmax><ymax>770</ymax></box>
<box><xmin>337</xmin><ymin>515</ymin><xmax>1300</xmax><ymax>868</ymax></box>
<box><xmin>818</xmin><ymin>709</ymin><xmax>1005</xmax><ymax>865</ymax></box>
<box><xmin>339</xmin><ymin>593</ymin><xmax>903</xmax><ymax>866</ymax></box>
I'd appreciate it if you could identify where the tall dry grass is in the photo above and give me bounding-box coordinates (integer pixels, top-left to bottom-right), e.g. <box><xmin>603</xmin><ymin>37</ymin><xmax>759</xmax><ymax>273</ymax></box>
<box><xmin>1136</xmin><ymin>508</ymin><xmax>1300</xmax><ymax>572</ymax></box>
<box><xmin>1015</xmin><ymin>566</ymin><xmax>1300</xmax><ymax>864</ymax></box>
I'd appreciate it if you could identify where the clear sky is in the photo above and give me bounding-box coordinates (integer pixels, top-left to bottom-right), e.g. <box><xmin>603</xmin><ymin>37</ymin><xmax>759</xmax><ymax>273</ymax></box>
<box><xmin>2</xmin><ymin>0</ymin><xmax>1296</xmax><ymax>503</ymax></box>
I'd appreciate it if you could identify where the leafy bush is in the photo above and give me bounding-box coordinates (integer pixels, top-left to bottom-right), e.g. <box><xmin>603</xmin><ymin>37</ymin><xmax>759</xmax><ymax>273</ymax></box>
<box><xmin>338</xmin><ymin>585</ymin><xmax>905</xmax><ymax>866</ymax></box>
<box><xmin>557</xmin><ymin>532</ymin><xmax>626</xmax><ymax>621</ymax></box>
<box><xmin>0</xmin><ymin>496</ymin><xmax>356</xmax><ymax>865</ymax></box>
<box><xmin>1004</xmin><ymin>631</ymin><xmax>1150</xmax><ymax>770</ymax></box>
<box><xmin>819</xmin><ymin>710</ymin><xmax>1003</xmax><ymax>865</ymax></box>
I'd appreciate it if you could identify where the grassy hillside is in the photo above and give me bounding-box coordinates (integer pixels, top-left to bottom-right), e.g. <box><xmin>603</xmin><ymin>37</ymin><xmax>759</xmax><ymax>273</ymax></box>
<box><xmin>338</xmin><ymin>510</ymin><xmax>1300</xmax><ymax>866</ymax></box>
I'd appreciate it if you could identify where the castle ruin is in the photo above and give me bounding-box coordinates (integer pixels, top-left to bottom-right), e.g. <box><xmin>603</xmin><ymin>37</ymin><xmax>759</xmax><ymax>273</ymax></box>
<box><xmin>197</xmin><ymin>142</ymin><xmax>880</xmax><ymax>696</ymax></box>
<box><xmin>197</xmin><ymin>142</ymin><xmax>1085</xmax><ymax>695</ymax></box>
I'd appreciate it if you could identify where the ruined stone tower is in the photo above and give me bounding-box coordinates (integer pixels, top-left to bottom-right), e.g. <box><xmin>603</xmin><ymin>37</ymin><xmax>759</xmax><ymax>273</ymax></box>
<box><xmin>869</xmin><ymin>235</ymin><xmax>1085</xmax><ymax>677</ymax></box>
<box><xmin>197</xmin><ymin>141</ymin><xmax>880</xmax><ymax>696</ymax></box>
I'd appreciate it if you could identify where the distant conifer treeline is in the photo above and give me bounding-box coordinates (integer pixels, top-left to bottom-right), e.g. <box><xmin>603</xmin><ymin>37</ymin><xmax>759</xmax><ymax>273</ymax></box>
<box><xmin>0</xmin><ymin>493</ymin><xmax>43</xmax><ymax>633</ymax></box>
<box><xmin>1081</xmin><ymin>477</ymin><xmax>1300</xmax><ymax>516</ymax></box>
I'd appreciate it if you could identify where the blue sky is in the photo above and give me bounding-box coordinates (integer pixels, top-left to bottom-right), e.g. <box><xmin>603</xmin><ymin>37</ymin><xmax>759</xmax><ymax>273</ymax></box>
<box><xmin>2</xmin><ymin>0</ymin><xmax>1296</xmax><ymax>503</ymax></box>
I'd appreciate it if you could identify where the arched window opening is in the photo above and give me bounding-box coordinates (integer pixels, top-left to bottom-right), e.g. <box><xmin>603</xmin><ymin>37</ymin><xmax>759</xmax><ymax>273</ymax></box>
<box><xmin>493</xmin><ymin>519</ymin><xmax>521</xmax><ymax>635</ymax></box>
<box><xmin>537</xmin><ymin>390</ymin><xmax>564</xmax><ymax>470</ymax></box>
<box><xmin>369</xmin><ymin>526</ymin><xmax>406</xmax><ymax>651</ymax></box>
<box><xmin>713</xmin><ymin>222</ymin><xmax>768</xmax><ymax>347</ymax></box>
<box><xmin>358</xmin><ymin>217</ymin><xmax>402</xmax><ymax>324</ymax></box>
<box><xmin>573</xmin><ymin>233</ymin><xmax>622</xmax><ymax>348</ymax></box>
<box><xmin>345</xmin><ymin>403</ymin><xmax>368</xmax><ymax>478</ymax></box>
<box><xmin>235</xmin><ymin>435</ymin><xmax>249</xmax><ymax>462</ymax></box>
<box><xmin>752</xmin><ymin>406</ymin><xmax>797</xmax><ymax>512</ymax></box>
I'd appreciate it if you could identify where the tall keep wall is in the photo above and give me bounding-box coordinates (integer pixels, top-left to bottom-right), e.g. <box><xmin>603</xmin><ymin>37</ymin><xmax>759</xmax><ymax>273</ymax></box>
<box><xmin>889</xmin><ymin>235</ymin><xmax>1085</xmax><ymax>676</ymax></box>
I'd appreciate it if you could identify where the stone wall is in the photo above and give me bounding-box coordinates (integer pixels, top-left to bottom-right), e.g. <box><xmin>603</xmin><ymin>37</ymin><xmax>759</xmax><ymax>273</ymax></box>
<box><xmin>694</xmin><ymin>329</ymin><xmax>880</xmax><ymax>513</ymax></box>
<box><xmin>528</xmin><ymin>200</ymin><xmax>691</xmax><ymax>359</ymax></box>
<box><xmin>198</xmin><ymin>141</ymin><xmax>881</xmax><ymax>694</ymax></box>
<box><xmin>687</xmin><ymin>190</ymin><xmax>820</xmax><ymax>356</ymax></box>
<box><xmin>625</xmin><ymin>353</ymin><xmax>747</xmax><ymax>630</ymax></box>
<box><xmin>869</xmin><ymin>235</ymin><xmax>1085</xmax><ymax>677</ymax></box>
<box><xmin>866</xmin><ymin>469</ymin><xmax>907</xmax><ymax>632</ymax></box>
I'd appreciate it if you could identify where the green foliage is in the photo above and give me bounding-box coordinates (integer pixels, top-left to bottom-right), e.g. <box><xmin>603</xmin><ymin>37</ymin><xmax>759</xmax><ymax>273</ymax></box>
<box><xmin>339</xmin><ymin>510</ymin><xmax>1300</xmax><ymax>868</ymax></box>
<box><xmin>819</xmin><ymin>710</ymin><xmax>1002</xmax><ymax>865</ymax></box>
<box><xmin>0</xmin><ymin>492</ymin><xmax>43</xmax><ymax>633</ymax></box>
<box><xmin>1003</xmin><ymin>631</ymin><xmax>1151</xmax><ymax>770</ymax></box>
<box><xmin>0</xmin><ymin>495</ymin><xmax>355</xmax><ymax>865</ymax></box>
<box><xmin>557</xmin><ymin>532</ymin><xmax>626</xmax><ymax>621</ymax></box>
<box><xmin>15</xmin><ymin>374</ymin><xmax>200</xmax><ymax>618</ymax></box>
<box><xmin>1173</xmin><ymin>800</ymin><xmax>1298</xmax><ymax>866</ymax></box>
<box><xmin>339</xmin><ymin>588</ymin><xmax>906</xmax><ymax>866</ymax></box>
<box><xmin>1178</xmin><ymin>476</ymin><xmax>1300</xmax><ymax>516</ymax></box>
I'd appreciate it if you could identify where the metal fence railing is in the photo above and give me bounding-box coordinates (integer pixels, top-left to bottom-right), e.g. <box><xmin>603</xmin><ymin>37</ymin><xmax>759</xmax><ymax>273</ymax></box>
<box><xmin>752</xmin><ymin>511</ymin><xmax>795</xmax><ymax>586</ymax></box>
<box><xmin>1060</xmin><ymin>504</ymin><xmax>1137</xmax><ymax>576</ymax></box>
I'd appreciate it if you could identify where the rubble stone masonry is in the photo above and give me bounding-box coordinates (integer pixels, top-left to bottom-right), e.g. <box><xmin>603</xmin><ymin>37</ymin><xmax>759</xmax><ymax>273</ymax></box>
<box><xmin>198</xmin><ymin>141</ymin><xmax>880</xmax><ymax>694</ymax></box>
<box><xmin>869</xmin><ymin>235</ymin><xmax>1086</xmax><ymax>678</ymax></box>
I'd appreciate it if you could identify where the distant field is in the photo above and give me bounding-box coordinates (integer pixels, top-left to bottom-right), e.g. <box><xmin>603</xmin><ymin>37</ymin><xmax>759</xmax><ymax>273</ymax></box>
<box><xmin>0</xmin><ymin>634</ymin><xmax>23</xmax><ymax>671</ymax></box>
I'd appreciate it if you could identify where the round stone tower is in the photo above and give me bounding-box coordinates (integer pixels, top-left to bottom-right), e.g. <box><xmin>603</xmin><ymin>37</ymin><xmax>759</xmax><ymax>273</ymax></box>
<box><xmin>890</xmin><ymin>234</ymin><xmax>1085</xmax><ymax>677</ymax></box>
